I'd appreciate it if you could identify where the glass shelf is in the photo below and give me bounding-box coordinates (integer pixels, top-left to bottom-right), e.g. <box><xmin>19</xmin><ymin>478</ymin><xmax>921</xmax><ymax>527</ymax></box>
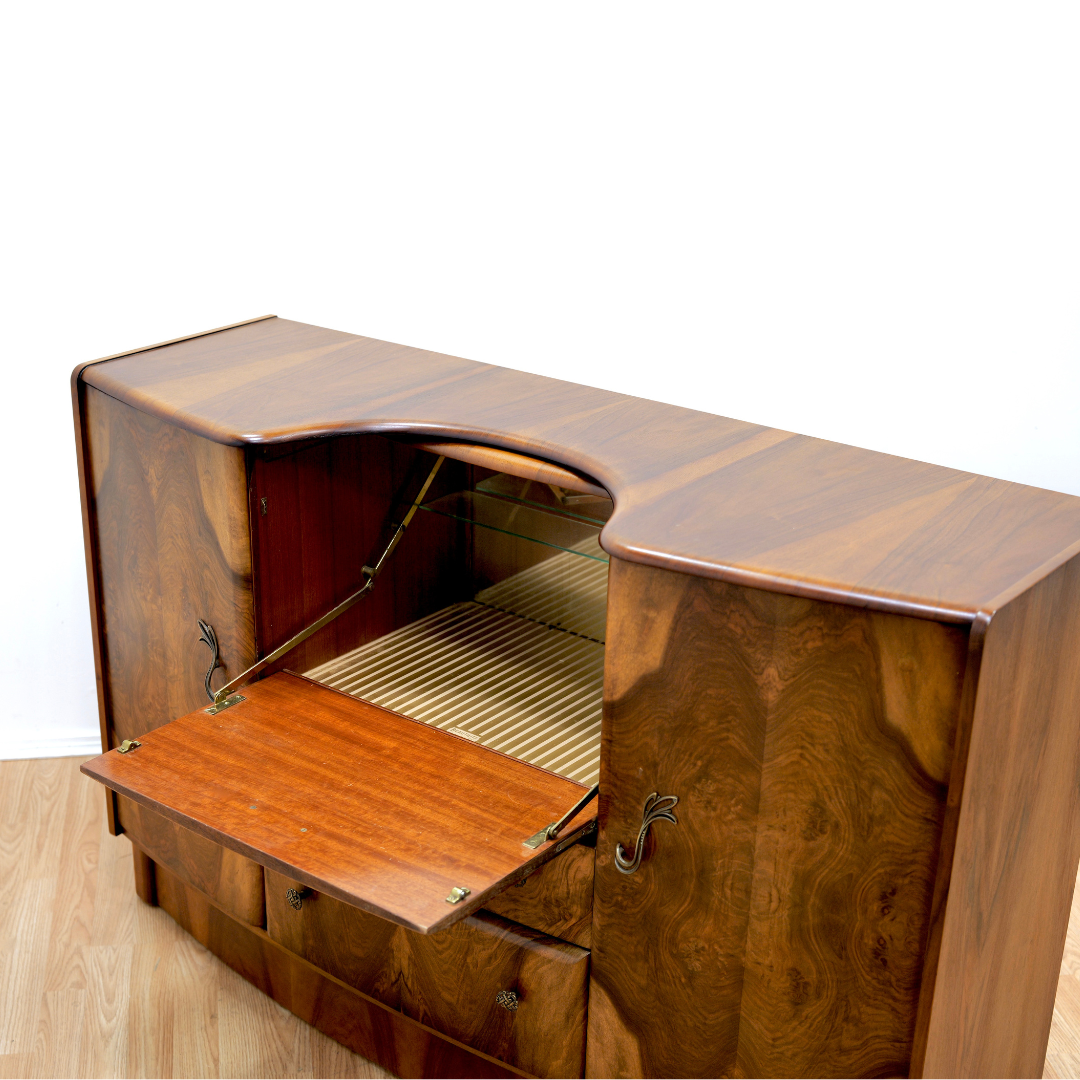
<box><xmin>474</xmin><ymin>472</ymin><xmax>613</xmax><ymax>526</ymax></box>
<box><xmin>419</xmin><ymin>490</ymin><xmax>608</xmax><ymax>563</ymax></box>
<box><xmin>419</xmin><ymin>483</ymin><xmax>609</xmax><ymax>641</ymax></box>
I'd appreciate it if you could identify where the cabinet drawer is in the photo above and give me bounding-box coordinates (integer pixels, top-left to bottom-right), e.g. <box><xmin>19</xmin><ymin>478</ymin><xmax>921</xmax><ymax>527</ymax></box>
<box><xmin>484</xmin><ymin>841</ymin><xmax>593</xmax><ymax>948</ymax></box>
<box><xmin>118</xmin><ymin>796</ymin><xmax>265</xmax><ymax>927</ymax></box>
<box><xmin>407</xmin><ymin>911</ymin><xmax>589</xmax><ymax>1080</ymax></box>
<box><xmin>266</xmin><ymin>869</ymin><xmax>589</xmax><ymax>1078</ymax></box>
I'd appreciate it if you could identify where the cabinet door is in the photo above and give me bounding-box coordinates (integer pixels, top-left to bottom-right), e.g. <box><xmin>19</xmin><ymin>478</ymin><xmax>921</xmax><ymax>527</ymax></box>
<box><xmin>588</xmin><ymin>559</ymin><xmax>968</xmax><ymax>1078</ymax></box>
<box><xmin>82</xmin><ymin>672</ymin><xmax>596</xmax><ymax>935</ymax></box>
<box><xmin>83</xmin><ymin>386</ymin><xmax>256</xmax><ymax>747</ymax></box>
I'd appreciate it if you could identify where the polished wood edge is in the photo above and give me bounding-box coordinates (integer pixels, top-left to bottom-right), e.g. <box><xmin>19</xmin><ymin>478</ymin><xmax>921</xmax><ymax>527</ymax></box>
<box><xmin>908</xmin><ymin>610</ymin><xmax>990</xmax><ymax>1077</ymax></box>
<box><xmin>609</xmin><ymin>547</ymin><xmax>978</xmax><ymax>625</ymax></box>
<box><xmin>78</xmin><ymin>316</ymin><xmax>1052</xmax><ymax>626</ymax></box>
<box><xmin>398</xmin><ymin>437</ymin><xmax>609</xmax><ymax>499</ymax></box>
<box><xmin>76</xmin><ymin>387</ymin><xmax>987</xmax><ymax>624</ymax></box>
<box><xmin>70</xmin><ymin>375</ymin><xmax>119</xmax><ymax>835</ymax></box>
<box><xmin>69</xmin><ymin>314</ymin><xmax>277</xmax><ymax>384</ymax></box>
<box><xmin>244</xmin><ymin>445</ymin><xmax>263</xmax><ymax>664</ymax></box>
<box><xmin>155</xmin><ymin>863</ymin><xmax>533</xmax><ymax>1079</ymax></box>
<box><xmin>980</xmin><ymin>534</ymin><xmax>1080</xmax><ymax>616</ymax></box>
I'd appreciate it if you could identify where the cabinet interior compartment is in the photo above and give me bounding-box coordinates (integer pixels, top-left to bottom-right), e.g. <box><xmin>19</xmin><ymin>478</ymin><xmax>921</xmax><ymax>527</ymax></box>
<box><xmin>304</xmin><ymin>464</ymin><xmax>612</xmax><ymax>786</ymax></box>
<box><xmin>82</xmin><ymin>434</ymin><xmax>608</xmax><ymax>935</ymax></box>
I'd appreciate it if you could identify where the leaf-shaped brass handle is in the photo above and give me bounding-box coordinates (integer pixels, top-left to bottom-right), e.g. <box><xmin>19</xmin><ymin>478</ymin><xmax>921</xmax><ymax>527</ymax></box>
<box><xmin>197</xmin><ymin>620</ymin><xmax>221</xmax><ymax>702</ymax></box>
<box><xmin>614</xmin><ymin>792</ymin><xmax>679</xmax><ymax>875</ymax></box>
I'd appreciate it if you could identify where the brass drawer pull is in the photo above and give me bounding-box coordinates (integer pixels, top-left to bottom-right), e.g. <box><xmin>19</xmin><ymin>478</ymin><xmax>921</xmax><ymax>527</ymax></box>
<box><xmin>614</xmin><ymin>792</ymin><xmax>679</xmax><ymax>875</ymax></box>
<box><xmin>495</xmin><ymin>990</ymin><xmax>519</xmax><ymax>1011</ymax></box>
<box><xmin>286</xmin><ymin>887</ymin><xmax>311</xmax><ymax>910</ymax></box>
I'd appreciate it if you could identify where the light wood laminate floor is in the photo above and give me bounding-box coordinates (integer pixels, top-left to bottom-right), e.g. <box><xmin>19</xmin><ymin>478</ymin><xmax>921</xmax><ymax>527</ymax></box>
<box><xmin>2</xmin><ymin>755</ymin><xmax>1080</xmax><ymax>1078</ymax></box>
<box><xmin>0</xmin><ymin>757</ymin><xmax>387</xmax><ymax>1079</ymax></box>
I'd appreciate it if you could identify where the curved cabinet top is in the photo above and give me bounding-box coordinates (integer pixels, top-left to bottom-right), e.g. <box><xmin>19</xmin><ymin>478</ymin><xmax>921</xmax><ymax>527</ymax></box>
<box><xmin>77</xmin><ymin>314</ymin><xmax>1080</xmax><ymax>623</ymax></box>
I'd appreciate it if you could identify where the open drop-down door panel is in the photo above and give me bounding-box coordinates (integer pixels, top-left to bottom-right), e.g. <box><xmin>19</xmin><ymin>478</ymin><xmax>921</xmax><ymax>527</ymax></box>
<box><xmin>81</xmin><ymin>672</ymin><xmax>597</xmax><ymax>933</ymax></box>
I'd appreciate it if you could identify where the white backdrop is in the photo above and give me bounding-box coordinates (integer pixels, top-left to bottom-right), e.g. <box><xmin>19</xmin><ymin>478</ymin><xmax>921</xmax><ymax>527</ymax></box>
<box><xmin>2</xmin><ymin>3</ymin><xmax>1078</xmax><ymax>758</ymax></box>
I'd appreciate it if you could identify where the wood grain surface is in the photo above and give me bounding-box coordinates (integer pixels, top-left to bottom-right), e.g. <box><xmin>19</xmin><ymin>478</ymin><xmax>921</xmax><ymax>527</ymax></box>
<box><xmin>154</xmin><ymin>865</ymin><xmax>521</xmax><ymax>1079</ymax></box>
<box><xmin>267</xmin><ymin>869</ymin><xmax>589</xmax><ymax>1077</ymax></box>
<box><xmin>78</xmin><ymin>315</ymin><xmax>1080</xmax><ymax>622</ymax></box>
<box><xmin>69</xmin><ymin>317</ymin><xmax>1080</xmax><ymax>1078</ymax></box>
<box><xmin>81</xmin><ymin>672</ymin><xmax>597</xmax><ymax>933</ymax></box>
<box><xmin>69</xmin><ymin>316</ymin><xmax>274</xmax><ymax>788</ymax></box>
<box><xmin>484</xmin><ymin>841</ymin><xmax>594</xmax><ymax>948</ymax></box>
<box><xmin>83</xmin><ymin>386</ymin><xmax>256</xmax><ymax>747</ymax></box>
<box><xmin>917</xmin><ymin>553</ymin><xmax>1080</xmax><ymax>1077</ymax></box>
<box><xmin>588</xmin><ymin>559</ymin><xmax>968</xmax><ymax>1078</ymax></box>
<box><xmin>249</xmin><ymin>434</ymin><xmax>469</xmax><ymax>676</ymax></box>
<box><xmin>265</xmin><ymin>868</ymin><xmax>403</xmax><ymax>1006</ymax></box>
<box><xmin>118</xmin><ymin>797</ymin><xmax>265</xmax><ymax>927</ymax></box>
<box><xmin>405</xmin><ymin>909</ymin><xmax>589</xmax><ymax>1078</ymax></box>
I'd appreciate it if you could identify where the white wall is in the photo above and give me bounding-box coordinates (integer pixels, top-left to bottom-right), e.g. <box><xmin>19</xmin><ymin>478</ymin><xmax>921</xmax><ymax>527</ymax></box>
<box><xmin>2</xmin><ymin>3</ymin><xmax>1078</xmax><ymax>759</ymax></box>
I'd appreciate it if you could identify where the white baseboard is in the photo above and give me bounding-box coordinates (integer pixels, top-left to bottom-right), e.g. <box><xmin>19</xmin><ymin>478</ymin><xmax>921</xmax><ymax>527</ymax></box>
<box><xmin>0</xmin><ymin>735</ymin><xmax>103</xmax><ymax>761</ymax></box>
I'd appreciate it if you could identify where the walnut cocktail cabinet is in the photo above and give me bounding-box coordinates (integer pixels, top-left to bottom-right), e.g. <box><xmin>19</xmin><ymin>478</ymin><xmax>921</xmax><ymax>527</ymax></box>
<box><xmin>74</xmin><ymin>315</ymin><xmax>1080</xmax><ymax>1079</ymax></box>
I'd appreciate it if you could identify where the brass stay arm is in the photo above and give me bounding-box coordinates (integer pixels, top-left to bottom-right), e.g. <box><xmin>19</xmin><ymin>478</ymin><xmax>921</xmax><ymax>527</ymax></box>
<box><xmin>522</xmin><ymin>782</ymin><xmax>600</xmax><ymax>849</ymax></box>
<box><xmin>207</xmin><ymin>456</ymin><xmax>445</xmax><ymax>714</ymax></box>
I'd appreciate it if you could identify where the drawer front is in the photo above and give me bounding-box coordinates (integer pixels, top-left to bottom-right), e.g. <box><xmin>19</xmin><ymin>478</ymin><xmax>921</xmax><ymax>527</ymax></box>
<box><xmin>483</xmin><ymin>841</ymin><xmax>593</xmax><ymax>948</ymax></box>
<box><xmin>405</xmin><ymin>910</ymin><xmax>589</xmax><ymax>1079</ymax></box>
<box><xmin>266</xmin><ymin>869</ymin><xmax>589</xmax><ymax>1078</ymax></box>
<box><xmin>266</xmin><ymin>868</ymin><xmax>403</xmax><ymax>1007</ymax></box>
<box><xmin>118</xmin><ymin>796</ymin><xmax>265</xmax><ymax>927</ymax></box>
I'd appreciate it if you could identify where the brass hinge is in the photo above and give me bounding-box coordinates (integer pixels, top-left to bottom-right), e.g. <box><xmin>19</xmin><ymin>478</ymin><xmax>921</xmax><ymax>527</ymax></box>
<box><xmin>205</xmin><ymin>694</ymin><xmax>245</xmax><ymax>716</ymax></box>
<box><xmin>116</xmin><ymin>739</ymin><xmax>141</xmax><ymax>754</ymax></box>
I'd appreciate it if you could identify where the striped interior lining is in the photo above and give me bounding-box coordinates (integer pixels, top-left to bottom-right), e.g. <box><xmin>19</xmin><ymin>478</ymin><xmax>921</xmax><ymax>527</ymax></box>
<box><xmin>305</xmin><ymin>539</ymin><xmax>608</xmax><ymax>785</ymax></box>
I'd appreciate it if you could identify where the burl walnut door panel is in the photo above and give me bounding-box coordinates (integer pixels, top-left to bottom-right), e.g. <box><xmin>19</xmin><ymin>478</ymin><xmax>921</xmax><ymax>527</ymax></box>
<box><xmin>588</xmin><ymin>559</ymin><xmax>968</xmax><ymax>1079</ymax></box>
<box><xmin>83</xmin><ymin>386</ymin><xmax>256</xmax><ymax>746</ymax></box>
<box><xmin>266</xmin><ymin>869</ymin><xmax>590</xmax><ymax>1078</ymax></box>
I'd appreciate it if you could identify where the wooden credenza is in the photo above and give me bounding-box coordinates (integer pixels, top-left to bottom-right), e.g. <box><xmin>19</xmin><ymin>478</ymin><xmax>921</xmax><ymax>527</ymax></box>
<box><xmin>74</xmin><ymin>315</ymin><xmax>1080</xmax><ymax>1078</ymax></box>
